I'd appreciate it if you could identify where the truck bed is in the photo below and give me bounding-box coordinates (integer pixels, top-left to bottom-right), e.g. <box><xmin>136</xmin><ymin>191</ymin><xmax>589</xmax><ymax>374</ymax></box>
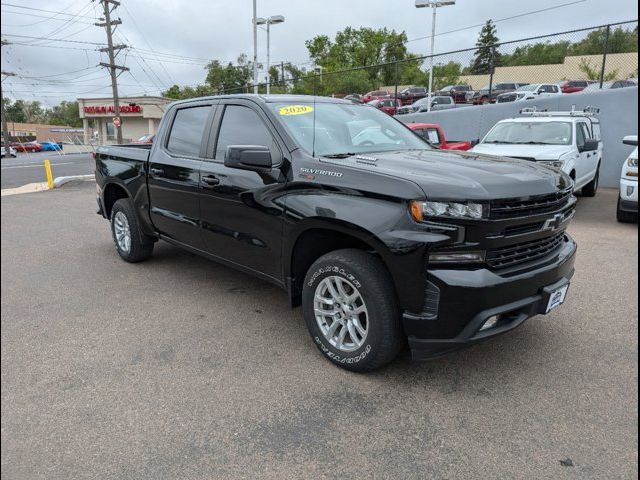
<box><xmin>96</xmin><ymin>144</ymin><xmax>151</xmax><ymax>162</ymax></box>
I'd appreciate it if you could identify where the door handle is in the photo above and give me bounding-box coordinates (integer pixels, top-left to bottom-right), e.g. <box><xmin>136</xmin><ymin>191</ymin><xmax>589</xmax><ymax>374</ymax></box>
<box><xmin>201</xmin><ymin>175</ymin><xmax>220</xmax><ymax>186</ymax></box>
<box><xmin>150</xmin><ymin>167</ymin><xmax>164</xmax><ymax>176</ymax></box>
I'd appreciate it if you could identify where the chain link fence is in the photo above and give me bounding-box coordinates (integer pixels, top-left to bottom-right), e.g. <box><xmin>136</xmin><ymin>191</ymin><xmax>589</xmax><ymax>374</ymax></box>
<box><xmin>220</xmin><ymin>20</ymin><xmax>638</xmax><ymax>107</ymax></box>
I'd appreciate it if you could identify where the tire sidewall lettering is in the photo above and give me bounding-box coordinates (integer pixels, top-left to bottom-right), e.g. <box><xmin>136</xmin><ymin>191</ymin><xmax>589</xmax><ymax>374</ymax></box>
<box><xmin>314</xmin><ymin>336</ymin><xmax>372</xmax><ymax>364</ymax></box>
<box><xmin>307</xmin><ymin>265</ymin><xmax>362</xmax><ymax>289</ymax></box>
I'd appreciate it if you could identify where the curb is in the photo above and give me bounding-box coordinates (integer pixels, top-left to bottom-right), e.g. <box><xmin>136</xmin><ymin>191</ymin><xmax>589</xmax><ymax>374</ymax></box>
<box><xmin>53</xmin><ymin>174</ymin><xmax>95</xmax><ymax>188</ymax></box>
<box><xmin>1</xmin><ymin>182</ymin><xmax>49</xmax><ymax>197</ymax></box>
<box><xmin>1</xmin><ymin>175</ymin><xmax>95</xmax><ymax>196</ymax></box>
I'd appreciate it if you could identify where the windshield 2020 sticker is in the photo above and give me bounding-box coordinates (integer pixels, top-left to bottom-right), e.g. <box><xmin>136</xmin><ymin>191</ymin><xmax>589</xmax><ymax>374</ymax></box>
<box><xmin>279</xmin><ymin>105</ymin><xmax>314</xmax><ymax>116</ymax></box>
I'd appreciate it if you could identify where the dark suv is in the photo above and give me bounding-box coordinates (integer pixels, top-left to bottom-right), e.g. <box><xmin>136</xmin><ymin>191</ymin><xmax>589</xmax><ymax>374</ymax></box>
<box><xmin>397</xmin><ymin>86</ymin><xmax>428</xmax><ymax>105</ymax></box>
<box><xmin>435</xmin><ymin>84</ymin><xmax>473</xmax><ymax>103</ymax></box>
<box><xmin>471</xmin><ymin>82</ymin><xmax>529</xmax><ymax>104</ymax></box>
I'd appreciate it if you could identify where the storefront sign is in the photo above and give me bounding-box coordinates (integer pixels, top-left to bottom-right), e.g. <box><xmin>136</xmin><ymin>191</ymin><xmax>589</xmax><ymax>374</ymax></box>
<box><xmin>83</xmin><ymin>105</ymin><xmax>143</xmax><ymax>114</ymax></box>
<box><xmin>50</xmin><ymin>128</ymin><xmax>84</xmax><ymax>133</ymax></box>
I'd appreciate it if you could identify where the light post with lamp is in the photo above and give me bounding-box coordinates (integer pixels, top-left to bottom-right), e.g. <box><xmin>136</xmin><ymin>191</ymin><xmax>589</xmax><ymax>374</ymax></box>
<box><xmin>415</xmin><ymin>0</ymin><xmax>456</xmax><ymax>111</ymax></box>
<box><xmin>256</xmin><ymin>15</ymin><xmax>285</xmax><ymax>95</ymax></box>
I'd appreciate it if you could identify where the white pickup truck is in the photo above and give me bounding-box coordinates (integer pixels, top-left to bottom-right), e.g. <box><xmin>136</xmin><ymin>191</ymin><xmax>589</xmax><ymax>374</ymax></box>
<box><xmin>471</xmin><ymin>108</ymin><xmax>602</xmax><ymax>197</ymax></box>
<box><xmin>618</xmin><ymin>135</ymin><xmax>638</xmax><ymax>223</ymax></box>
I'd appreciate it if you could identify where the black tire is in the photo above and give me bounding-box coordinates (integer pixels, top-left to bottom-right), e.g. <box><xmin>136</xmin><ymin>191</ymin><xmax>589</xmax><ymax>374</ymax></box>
<box><xmin>582</xmin><ymin>166</ymin><xmax>600</xmax><ymax>197</ymax></box>
<box><xmin>110</xmin><ymin>198</ymin><xmax>155</xmax><ymax>263</ymax></box>
<box><xmin>617</xmin><ymin>197</ymin><xmax>637</xmax><ymax>223</ymax></box>
<box><xmin>302</xmin><ymin>249</ymin><xmax>404</xmax><ymax>372</ymax></box>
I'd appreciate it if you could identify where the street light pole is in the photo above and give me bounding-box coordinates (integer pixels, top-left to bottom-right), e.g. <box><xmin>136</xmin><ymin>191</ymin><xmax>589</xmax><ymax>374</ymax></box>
<box><xmin>427</xmin><ymin>4</ymin><xmax>437</xmax><ymax>112</ymax></box>
<box><xmin>252</xmin><ymin>0</ymin><xmax>258</xmax><ymax>94</ymax></box>
<box><xmin>266</xmin><ymin>21</ymin><xmax>271</xmax><ymax>94</ymax></box>
<box><xmin>256</xmin><ymin>15</ymin><xmax>285</xmax><ymax>95</ymax></box>
<box><xmin>415</xmin><ymin>1</ymin><xmax>456</xmax><ymax>112</ymax></box>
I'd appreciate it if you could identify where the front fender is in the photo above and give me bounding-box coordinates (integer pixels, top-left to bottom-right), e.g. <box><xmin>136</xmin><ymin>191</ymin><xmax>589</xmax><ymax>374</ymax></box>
<box><xmin>283</xmin><ymin>191</ymin><xmax>450</xmax><ymax>313</ymax></box>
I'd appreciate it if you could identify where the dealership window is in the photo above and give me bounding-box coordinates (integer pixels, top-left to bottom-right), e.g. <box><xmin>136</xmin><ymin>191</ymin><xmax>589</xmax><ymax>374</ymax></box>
<box><xmin>215</xmin><ymin>105</ymin><xmax>279</xmax><ymax>161</ymax></box>
<box><xmin>166</xmin><ymin>106</ymin><xmax>211</xmax><ymax>157</ymax></box>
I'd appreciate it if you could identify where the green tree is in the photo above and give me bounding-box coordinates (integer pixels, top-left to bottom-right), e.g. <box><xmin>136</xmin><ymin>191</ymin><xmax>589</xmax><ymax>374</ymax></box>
<box><xmin>4</xmin><ymin>98</ymin><xmax>27</xmax><ymax>123</ymax></box>
<box><xmin>205</xmin><ymin>54</ymin><xmax>254</xmax><ymax>94</ymax></box>
<box><xmin>470</xmin><ymin>20</ymin><xmax>502</xmax><ymax>75</ymax></box>
<box><xmin>503</xmin><ymin>41</ymin><xmax>571</xmax><ymax>66</ymax></box>
<box><xmin>569</xmin><ymin>26</ymin><xmax>638</xmax><ymax>56</ymax></box>
<box><xmin>305</xmin><ymin>27</ymin><xmax>419</xmax><ymax>92</ymax></box>
<box><xmin>432</xmin><ymin>62</ymin><xmax>462</xmax><ymax>90</ymax></box>
<box><xmin>45</xmin><ymin>100</ymin><xmax>81</xmax><ymax>127</ymax></box>
<box><xmin>577</xmin><ymin>58</ymin><xmax>619</xmax><ymax>81</ymax></box>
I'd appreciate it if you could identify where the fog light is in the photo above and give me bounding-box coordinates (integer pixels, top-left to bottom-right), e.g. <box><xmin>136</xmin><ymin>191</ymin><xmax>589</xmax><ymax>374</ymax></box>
<box><xmin>627</xmin><ymin>186</ymin><xmax>636</xmax><ymax>196</ymax></box>
<box><xmin>480</xmin><ymin>315</ymin><xmax>500</xmax><ymax>332</ymax></box>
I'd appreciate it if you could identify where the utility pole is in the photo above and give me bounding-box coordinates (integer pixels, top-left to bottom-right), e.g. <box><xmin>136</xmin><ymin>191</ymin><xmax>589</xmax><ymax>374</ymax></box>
<box><xmin>96</xmin><ymin>0</ymin><xmax>129</xmax><ymax>144</ymax></box>
<box><xmin>1</xmin><ymin>69</ymin><xmax>16</xmax><ymax>158</ymax></box>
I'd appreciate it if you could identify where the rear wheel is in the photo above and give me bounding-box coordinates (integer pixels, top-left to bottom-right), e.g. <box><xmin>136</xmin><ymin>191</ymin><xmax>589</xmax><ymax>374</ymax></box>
<box><xmin>302</xmin><ymin>249</ymin><xmax>404</xmax><ymax>372</ymax></box>
<box><xmin>110</xmin><ymin>198</ymin><xmax>155</xmax><ymax>262</ymax></box>
<box><xmin>582</xmin><ymin>166</ymin><xmax>600</xmax><ymax>197</ymax></box>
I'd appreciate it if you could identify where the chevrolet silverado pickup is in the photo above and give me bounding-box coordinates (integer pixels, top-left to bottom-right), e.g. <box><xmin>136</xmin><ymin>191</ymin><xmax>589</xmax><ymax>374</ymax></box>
<box><xmin>95</xmin><ymin>94</ymin><xmax>577</xmax><ymax>372</ymax></box>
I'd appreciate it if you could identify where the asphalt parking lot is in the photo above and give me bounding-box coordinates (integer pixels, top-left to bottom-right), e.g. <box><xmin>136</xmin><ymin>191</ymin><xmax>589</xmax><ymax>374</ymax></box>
<box><xmin>0</xmin><ymin>152</ymin><xmax>94</xmax><ymax>189</ymax></box>
<box><xmin>1</xmin><ymin>182</ymin><xmax>637</xmax><ymax>479</ymax></box>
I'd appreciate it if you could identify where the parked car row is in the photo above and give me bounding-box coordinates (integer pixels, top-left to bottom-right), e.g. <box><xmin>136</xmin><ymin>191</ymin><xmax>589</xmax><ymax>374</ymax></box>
<box><xmin>3</xmin><ymin>141</ymin><xmax>64</xmax><ymax>153</ymax></box>
<box><xmin>353</xmin><ymin>77</ymin><xmax>638</xmax><ymax>113</ymax></box>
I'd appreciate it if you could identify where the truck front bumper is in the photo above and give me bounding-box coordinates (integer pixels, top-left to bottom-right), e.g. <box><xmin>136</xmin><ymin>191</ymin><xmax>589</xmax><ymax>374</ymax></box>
<box><xmin>404</xmin><ymin>235</ymin><xmax>577</xmax><ymax>360</ymax></box>
<box><xmin>619</xmin><ymin>178</ymin><xmax>638</xmax><ymax>211</ymax></box>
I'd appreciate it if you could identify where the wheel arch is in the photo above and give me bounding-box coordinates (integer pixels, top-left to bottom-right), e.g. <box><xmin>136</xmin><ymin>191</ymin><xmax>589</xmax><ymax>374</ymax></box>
<box><xmin>286</xmin><ymin>220</ymin><xmax>400</xmax><ymax>308</ymax></box>
<box><xmin>102</xmin><ymin>182</ymin><xmax>130</xmax><ymax>219</ymax></box>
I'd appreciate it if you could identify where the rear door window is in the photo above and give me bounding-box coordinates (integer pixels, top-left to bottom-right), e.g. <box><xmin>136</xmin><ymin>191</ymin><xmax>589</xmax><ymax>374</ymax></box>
<box><xmin>166</xmin><ymin>106</ymin><xmax>211</xmax><ymax>157</ymax></box>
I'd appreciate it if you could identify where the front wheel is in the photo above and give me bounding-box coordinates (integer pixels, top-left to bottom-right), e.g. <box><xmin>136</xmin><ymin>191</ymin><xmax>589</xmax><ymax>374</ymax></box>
<box><xmin>110</xmin><ymin>198</ymin><xmax>155</xmax><ymax>263</ymax></box>
<box><xmin>302</xmin><ymin>249</ymin><xmax>404</xmax><ymax>372</ymax></box>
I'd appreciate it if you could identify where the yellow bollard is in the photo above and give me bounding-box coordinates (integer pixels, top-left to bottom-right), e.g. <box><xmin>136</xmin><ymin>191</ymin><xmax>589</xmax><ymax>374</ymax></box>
<box><xmin>44</xmin><ymin>159</ymin><xmax>54</xmax><ymax>189</ymax></box>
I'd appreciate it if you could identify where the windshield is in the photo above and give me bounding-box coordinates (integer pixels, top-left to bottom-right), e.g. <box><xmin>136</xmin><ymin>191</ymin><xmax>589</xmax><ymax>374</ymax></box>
<box><xmin>517</xmin><ymin>84</ymin><xmax>539</xmax><ymax>92</ymax></box>
<box><xmin>270</xmin><ymin>102</ymin><xmax>431</xmax><ymax>157</ymax></box>
<box><xmin>483</xmin><ymin>121</ymin><xmax>573</xmax><ymax>146</ymax></box>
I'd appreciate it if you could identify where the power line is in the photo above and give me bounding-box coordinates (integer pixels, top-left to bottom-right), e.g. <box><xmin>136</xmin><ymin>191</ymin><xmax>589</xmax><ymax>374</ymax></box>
<box><xmin>1</xmin><ymin>33</ymin><xmax>104</xmax><ymax>46</ymax></box>
<box><xmin>120</xmin><ymin>3</ymin><xmax>175</xmax><ymax>85</ymax></box>
<box><xmin>405</xmin><ymin>0</ymin><xmax>588</xmax><ymax>44</ymax></box>
<box><xmin>0</xmin><ymin>3</ymin><xmax>97</xmax><ymax>20</ymax></box>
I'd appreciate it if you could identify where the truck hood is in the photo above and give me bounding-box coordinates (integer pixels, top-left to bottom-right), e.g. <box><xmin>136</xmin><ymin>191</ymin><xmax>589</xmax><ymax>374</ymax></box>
<box><xmin>471</xmin><ymin>143</ymin><xmax>571</xmax><ymax>160</ymax></box>
<box><xmin>324</xmin><ymin>149</ymin><xmax>571</xmax><ymax>200</ymax></box>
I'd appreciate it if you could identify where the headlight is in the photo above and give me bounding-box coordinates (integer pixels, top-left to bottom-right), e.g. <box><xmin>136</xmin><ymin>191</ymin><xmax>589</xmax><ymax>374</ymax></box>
<box><xmin>628</xmin><ymin>157</ymin><xmax>638</xmax><ymax>168</ymax></box>
<box><xmin>410</xmin><ymin>200</ymin><xmax>487</xmax><ymax>221</ymax></box>
<box><xmin>540</xmin><ymin>160</ymin><xmax>564</xmax><ymax>168</ymax></box>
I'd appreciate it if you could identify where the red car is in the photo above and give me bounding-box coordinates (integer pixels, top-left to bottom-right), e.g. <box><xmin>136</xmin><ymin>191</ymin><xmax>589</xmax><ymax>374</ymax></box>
<box><xmin>362</xmin><ymin>90</ymin><xmax>391</xmax><ymax>104</ymax></box>
<box><xmin>368</xmin><ymin>98</ymin><xmax>402</xmax><ymax>116</ymax></box>
<box><xmin>560</xmin><ymin>80</ymin><xmax>597</xmax><ymax>94</ymax></box>
<box><xmin>11</xmin><ymin>141</ymin><xmax>43</xmax><ymax>152</ymax></box>
<box><xmin>407</xmin><ymin>123</ymin><xmax>473</xmax><ymax>151</ymax></box>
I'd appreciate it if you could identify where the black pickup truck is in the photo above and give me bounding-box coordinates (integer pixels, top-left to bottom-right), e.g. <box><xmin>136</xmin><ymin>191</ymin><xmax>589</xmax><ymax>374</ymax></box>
<box><xmin>95</xmin><ymin>94</ymin><xmax>577</xmax><ymax>372</ymax></box>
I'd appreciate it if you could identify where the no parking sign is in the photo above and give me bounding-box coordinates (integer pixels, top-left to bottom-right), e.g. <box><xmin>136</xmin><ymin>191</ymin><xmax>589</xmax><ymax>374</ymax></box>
<box><xmin>112</xmin><ymin>117</ymin><xmax>121</xmax><ymax>128</ymax></box>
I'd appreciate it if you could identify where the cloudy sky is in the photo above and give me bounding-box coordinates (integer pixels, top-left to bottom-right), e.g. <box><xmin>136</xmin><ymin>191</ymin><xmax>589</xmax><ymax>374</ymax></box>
<box><xmin>1</xmin><ymin>0</ymin><xmax>638</xmax><ymax>106</ymax></box>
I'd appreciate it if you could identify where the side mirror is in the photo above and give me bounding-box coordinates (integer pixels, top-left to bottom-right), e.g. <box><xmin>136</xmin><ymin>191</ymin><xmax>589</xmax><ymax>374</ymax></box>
<box><xmin>225</xmin><ymin>145</ymin><xmax>273</xmax><ymax>171</ymax></box>
<box><xmin>623</xmin><ymin>135</ymin><xmax>638</xmax><ymax>146</ymax></box>
<box><xmin>470</xmin><ymin>138</ymin><xmax>480</xmax><ymax>147</ymax></box>
<box><xmin>579</xmin><ymin>139</ymin><xmax>599</xmax><ymax>153</ymax></box>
